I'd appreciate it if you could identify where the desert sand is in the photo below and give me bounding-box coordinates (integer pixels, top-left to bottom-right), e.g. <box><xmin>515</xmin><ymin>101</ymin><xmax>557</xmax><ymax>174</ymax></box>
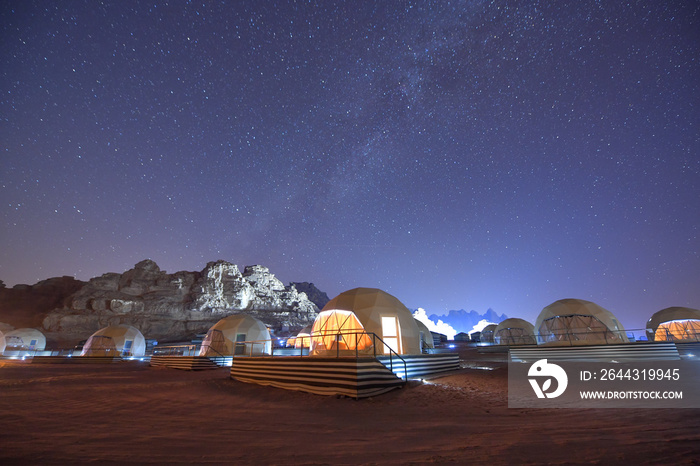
<box><xmin>1</xmin><ymin>348</ymin><xmax>699</xmax><ymax>465</ymax></box>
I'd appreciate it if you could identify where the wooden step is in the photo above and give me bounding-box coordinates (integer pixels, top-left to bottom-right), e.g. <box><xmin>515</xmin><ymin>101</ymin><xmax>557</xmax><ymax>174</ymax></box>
<box><xmin>377</xmin><ymin>353</ymin><xmax>460</xmax><ymax>379</ymax></box>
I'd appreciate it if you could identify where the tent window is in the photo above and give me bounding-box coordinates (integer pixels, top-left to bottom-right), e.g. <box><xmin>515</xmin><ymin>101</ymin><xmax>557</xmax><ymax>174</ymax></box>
<box><xmin>655</xmin><ymin>319</ymin><xmax>700</xmax><ymax>342</ymax></box>
<box><xmin>6</xmin><ymin>336</ymin><xmax>22</xmax><ymax>346</ymax></box>
<box><xmin>538</xmin><ymin>314</ymin><xmax>624</xmax><ymax>344</ymax></box>
<box><xmin>310</xmin><ymin>310</ymin><xmax>373</xmax><ymax>354</ymax></box>
<box><xmin>123</xmin><ymin>340</ymin><xmax>133</xmax><ymax>355</ymax></box>
<box><xmin>200</xmin><ymin>329</ymin><xmax>226</xmax><ymax>356</ymax></box>
<box><xmin>234</xmin><ymin>333</ymin><xmax>246</xmax><ymax>355</ymax></box>
<box><xmin>83</xmin><ymin>335</ymin><xmax>116</xmax><ymax>356</ymax></box>
<box><xmin>381</xmin><ymin>316</ymin><xmax>401</xmax><ymax>354</ymax></box>
<box><xmin>495</xmin><ymin>328</ymin><xmax>535</xmax><ymax>345</ymax></box>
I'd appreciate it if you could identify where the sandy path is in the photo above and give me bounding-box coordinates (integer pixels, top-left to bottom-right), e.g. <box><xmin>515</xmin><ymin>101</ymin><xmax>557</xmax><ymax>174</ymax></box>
<box><xmin>1</xmin><ymin>358</ymin><xmax>699</xmax><ymax>465</ymax></box>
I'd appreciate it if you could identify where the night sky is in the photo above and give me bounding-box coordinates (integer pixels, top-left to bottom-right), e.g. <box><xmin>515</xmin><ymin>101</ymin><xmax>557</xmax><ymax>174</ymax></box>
<box><xmin>2</xmin><ymin>1</ymin><xmax>698</xmax><ymax>331</ymax></box>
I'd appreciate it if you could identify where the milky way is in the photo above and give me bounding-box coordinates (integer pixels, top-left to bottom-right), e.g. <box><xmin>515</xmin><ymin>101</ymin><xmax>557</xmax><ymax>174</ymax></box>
<box><xmin>2</xmin><ymin>1</ymin><xmax>698</xmax><ymax>330</ymax></box>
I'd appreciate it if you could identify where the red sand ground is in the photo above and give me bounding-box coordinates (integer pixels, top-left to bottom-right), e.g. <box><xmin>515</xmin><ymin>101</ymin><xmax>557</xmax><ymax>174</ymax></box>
<box><xmin>1</xmin><ymin>349</ymin><xmax>699</xmax><ymax>465</ymax></box>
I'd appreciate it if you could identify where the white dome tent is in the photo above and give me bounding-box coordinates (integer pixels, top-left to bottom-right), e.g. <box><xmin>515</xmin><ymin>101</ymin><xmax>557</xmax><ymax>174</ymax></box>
<box><xmin>646</xmin><ymin>307</ymin><xmax>700</xmax><ymax>342</ymax></box>
<box><xmin>535</xmin><ymin>299</ymin><xmax>628</xmax><ymax>346</ymax></box>
<box><xmin>4</xmin><ymin>328</ymin><xmax>46</xmax><ymax>354</ymax></box>
<box><xmin>81</xmin><ymin>324</ymin><xmax>146</xmax><ymax>357</ymax></box>
<box><xmin>414</xmin><ymin>318</ymin><xmax>434</xmax><ymax>352</ymax></box>
<box><xmin>199</xmin><ymin>314</ymin><xmax>271</xmax><ymax>357</ymax></box>
<box><xmin>480</xmin><ymin>324</ymin><xmax>497</xmax><ymax>344</ymax></box>
<box><xmin>494</xmin><ymin>318</ymin><xmax>536</xmax><ymax>345</ymax></box>
<box><xmin>309</xmin><ymin>288</ymin><xmax>421</xmax><ymax>356</ymax></box>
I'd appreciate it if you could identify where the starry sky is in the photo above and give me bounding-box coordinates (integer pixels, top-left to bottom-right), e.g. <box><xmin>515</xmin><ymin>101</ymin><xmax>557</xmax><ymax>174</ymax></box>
<box><xmin>2</xmin><ymin>1</ymin><xmax>698</xmax><ymax>331</ymax></box>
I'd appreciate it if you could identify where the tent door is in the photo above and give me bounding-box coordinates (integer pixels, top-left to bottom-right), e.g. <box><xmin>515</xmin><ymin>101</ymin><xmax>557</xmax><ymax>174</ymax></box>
<box><xmin>123</xmin><ymin>340</ymin><xmax>133</xmax><ymax>356</ymax></box>
<box><xmin>381</xmin><ymin>316</ymin><xmax>401</xmax><ymax>355</ymax></box>
<box><xmin>234</xmin><ymin>333</ymin><xmax>246</xmax><ymax>355</ymax></box>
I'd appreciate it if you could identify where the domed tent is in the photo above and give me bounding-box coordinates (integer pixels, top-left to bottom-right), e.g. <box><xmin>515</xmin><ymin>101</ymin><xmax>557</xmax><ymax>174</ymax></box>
<box><xmin>81</xmin><ymin>324</ymin><xmax>146</xmax><ymax>357</ymax></box>
<box><xmin>414</xmin><ymin>318</ymin><xmax>434</xmax><ymax>352</ymax></box>
<box><xmin>287</xmin><ymin>325</ymin><xmax>312</xmax><ymax>349</ymax></box>
<box><xmin>310</xmin><ymin>288</ymin><xmax>421</xmax><ymax>356</ymax></box>
<box><xmin>4</xmin><ymin>328</ymin><xmax>46</xmax><ymax>352</ymax></box>
<box><xmin>535</xmin><ymin>298</ymin><xmax>628</xmax><ymax>346</ymax></box>
<box><xmin>480</xmin><ymin>324</ymin><xmax>497</xmax><ymax>344</ymax></box>
<box><xmin>494</xmin><ymin>318</ymin><xmax>536</xmax><ymax>345</ymax></box>
<box><xmin>646</xmin><ymin>307</ymin><xmax>700</xmax><ymax>342</ymax></box>
<box><xmin>199</xmin><ymin>314</ymin><xmax>271</xmax><ymax>357</ymax></box>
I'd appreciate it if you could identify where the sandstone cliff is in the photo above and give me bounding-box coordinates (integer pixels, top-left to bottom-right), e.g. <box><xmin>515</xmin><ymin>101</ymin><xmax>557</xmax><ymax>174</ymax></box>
<box><xmin>0</xmin><ymin>276</ymin><xmax>86</xmax><ymax>329</ymax></box>
<box><xmin>289</xmin><ymin>282</ymin><xmax>330</xmax><ymax>310</ymax></box>
<box><xmin>40</xmin><ymin>260</ymin><xmax>319</xmax><ymax>345</ymax></box>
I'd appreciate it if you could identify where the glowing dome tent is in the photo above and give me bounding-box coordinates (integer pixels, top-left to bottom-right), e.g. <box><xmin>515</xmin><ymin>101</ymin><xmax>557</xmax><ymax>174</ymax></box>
<box><xmin>199</xmin><ymin>314</ymin><xmax>271</xmax><ymax>357</ymax></box>
<box><xmin>414</xmin><ymin>318</ymin><xmax>434</xmax><ymax>352</ymax></box>
<box><xmin>535</xmin><ymin>299</ymin><xmax>628</xmax><ymax>346</ymax></box>
<box><xmin>4</xmin><ymin>328</ymin><xmax>46</xmax><ymax>352</ymax></box>
<box><xmin>646</xmin><ymin>307</ymin><xmax>700</xmax><ymax>342</ymax></box>
<box><xmin>494</xmin><ymin>318</ymin><xmax>536</xmax><ymax>345</ymax></box>
<box><xmin>81</xmin><ymin>324</ymin><xmax>146</xmax><ymax>356</ymax></box>
<box><xmin>480</xmin><ymin>324</ymin><xmax>497</xmax><ymax>344</ymax></box>
<box><xmin>287</xmin><ymin>325</ymin><xmax>312</xmax><ymax>349</ymax></box>
<box><xmin>310</xmin><ymin>288</ymin><xmax>421</xmax><ymax>356</ymax></box>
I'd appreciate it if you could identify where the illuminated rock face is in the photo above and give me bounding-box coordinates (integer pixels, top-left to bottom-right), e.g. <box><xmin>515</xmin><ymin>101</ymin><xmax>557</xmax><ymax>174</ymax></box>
<box><xmin>42</xmin><ymin>260</ymin><xmax>319</xmax><ymax>344</ymax></box>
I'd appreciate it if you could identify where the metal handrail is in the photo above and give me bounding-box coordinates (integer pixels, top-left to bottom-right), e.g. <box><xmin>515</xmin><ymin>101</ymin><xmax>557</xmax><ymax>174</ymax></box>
<box><xmin>482</xmin><ymin>327</ymin><xmax>700</xmax><ymax>346</ymax></box>
<box><xmin>370</xmin><ymin>332</ymin><xmax>409</xmax><ymax>381</ymax></box>
<box><xmin>226</xmin><ymin>330</ymin><xmax>409</xmax><ymax>381</ymax></box>
<box><xmin>196</xmin><ymin>344</ymin><xmax>228</xmax><ymax>359</ymax></box>
<box><xmin>152</xmin><ymin>344</ymin><xmax>199</xmax><ymax>356</ymax></box>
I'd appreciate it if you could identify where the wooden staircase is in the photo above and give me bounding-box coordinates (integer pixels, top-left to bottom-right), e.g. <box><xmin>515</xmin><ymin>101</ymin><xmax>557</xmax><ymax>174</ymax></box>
<box><xmin>377</xmin><ymin>353</ymin><xmax>460</xmax><ymax>379</ymax></box>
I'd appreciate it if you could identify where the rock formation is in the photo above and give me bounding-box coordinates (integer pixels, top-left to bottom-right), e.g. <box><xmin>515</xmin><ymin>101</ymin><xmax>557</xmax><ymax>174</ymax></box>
<box><xmin>0</xmin><ymin>276</ymin><xmax>86</xmax><ymax>329</ymax></box>
<box><xmin>289</xmin><ymin>282</ymin><xmax>330</xmax><ymax>310</ymax></box>
<box><xmin>39</xmin><ymin>259</ymin><xmax>319</xmax><ymax>345</ymax></box>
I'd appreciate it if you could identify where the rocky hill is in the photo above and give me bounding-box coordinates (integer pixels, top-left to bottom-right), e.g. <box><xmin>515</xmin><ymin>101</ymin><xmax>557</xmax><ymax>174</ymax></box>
<box><xmin>2</xmin><ymin>260</ymin><xmax>320</xmax><ymax>346</ymax></box>
<box><xmin>0</xmin><ymin>276</ymin><xmax>86</xmax><ymax>330</ymax></box>
<box><xmin>288</xmin><ymin>282</ymin><xmax>330</xmax><ymax>310</ymax></box>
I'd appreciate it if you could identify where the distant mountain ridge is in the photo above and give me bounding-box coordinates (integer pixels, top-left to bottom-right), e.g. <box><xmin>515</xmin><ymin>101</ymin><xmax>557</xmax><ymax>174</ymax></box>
<box><xmin>429</xmin><ymin>308</ymin><xmax>508</xmax><ymax>333</ymax></box>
